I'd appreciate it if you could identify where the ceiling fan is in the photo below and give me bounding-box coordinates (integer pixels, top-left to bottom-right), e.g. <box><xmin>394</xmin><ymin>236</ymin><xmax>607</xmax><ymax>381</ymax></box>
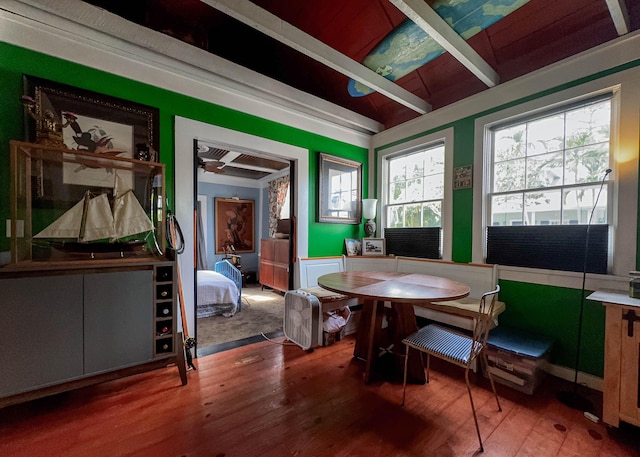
<box><xmin>198</xmin><ymin>157</ymin><xmax>225</xmax><ymax>174</ymax></box>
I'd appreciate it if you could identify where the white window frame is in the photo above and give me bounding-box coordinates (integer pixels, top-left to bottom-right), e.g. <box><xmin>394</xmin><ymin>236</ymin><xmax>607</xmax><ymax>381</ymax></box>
<box><xmin>488</xmin><ymin>96</ymin><xmax>612</xmax><ymax>228</ymax></box>
<box><xmin>473</xmin><ymin>78</ymin><xmax>639</xmax><ymax>288</ymax></box>
<box><xmin>377</xmin><ymin>128</ymin><xmax>454</xmax><ymax>260</ymax></box>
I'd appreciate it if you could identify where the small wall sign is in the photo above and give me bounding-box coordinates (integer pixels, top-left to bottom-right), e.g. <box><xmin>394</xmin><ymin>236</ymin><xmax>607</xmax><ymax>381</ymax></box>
<box><xmin>453</xmin><ymin>165</ymin><xmax>473</xmax><ymax>190</ymax></box>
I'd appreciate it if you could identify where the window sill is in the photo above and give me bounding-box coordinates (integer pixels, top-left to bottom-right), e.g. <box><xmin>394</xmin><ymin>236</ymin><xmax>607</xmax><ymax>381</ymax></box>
<box><xmin>497</xmin><ymin>264</ymin><xmax>628</xmax><ymax>292</ymax></box>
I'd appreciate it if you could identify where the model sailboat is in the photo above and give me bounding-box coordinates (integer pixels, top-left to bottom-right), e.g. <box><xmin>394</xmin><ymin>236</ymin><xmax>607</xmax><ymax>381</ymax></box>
<box><xmin>34</xmin><ymin>173</ymin><xmax>154</xmax><ymax>253</ymax></box>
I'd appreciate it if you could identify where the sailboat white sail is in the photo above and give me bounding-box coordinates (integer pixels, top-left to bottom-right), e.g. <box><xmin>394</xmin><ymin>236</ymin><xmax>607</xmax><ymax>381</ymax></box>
<box><xmin>82</xmin><ymin>193</ymin><xmax>119</xmax><ymax>242</ymax></box>
<box><xmin>34</xmin><ymin>173</ymin><xmax>154</xmax><ymax>244</ymax></box>
<box><xmin>110</xmin><ymin>173</ymin><xmax>154</xmax><ymax>240</ymax></box>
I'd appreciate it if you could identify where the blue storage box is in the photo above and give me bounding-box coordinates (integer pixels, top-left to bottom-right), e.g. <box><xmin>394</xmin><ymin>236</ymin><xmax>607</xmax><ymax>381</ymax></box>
<box><xmin>483</xmin><ymin>326</ymin><xmax>554</xmax><ymax>395</ymax></box>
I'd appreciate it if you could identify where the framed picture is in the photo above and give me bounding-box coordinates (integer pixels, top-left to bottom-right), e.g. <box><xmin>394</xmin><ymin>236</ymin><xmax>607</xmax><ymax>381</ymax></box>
<box><xmin>362</xmin><ymin>238</ymin><xmax>385</xmax><ymax>256</ymax></box>
<box><xmin>318</xmin><ymin>152</ymin><xmax>362</xmax><ymax>224</ymax></box>
<box><xmin>214</xmin><ymin>198</ymin><xmax>255</xmax><ymax>254</ymax></box>
<box><xmin>453</xmin><ymin>165</ymin><xmax>473</xmax><ymax>190</ymax></box>
<box><xmin>23</xmin><ymin>75</ymin><xmax>159</xmax><ymax>187</ymax></box>
<box><xmin>344</xmin><ymin>238</ymin><xmax>362</xmax><ymax>256</ymax></box>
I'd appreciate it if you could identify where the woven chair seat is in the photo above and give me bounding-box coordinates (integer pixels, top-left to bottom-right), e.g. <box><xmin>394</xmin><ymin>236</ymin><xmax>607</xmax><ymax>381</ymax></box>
<box><xmin>403</xmin><ymin>325</ymin><xmax>481</xmax><ymax>366</ymax></box>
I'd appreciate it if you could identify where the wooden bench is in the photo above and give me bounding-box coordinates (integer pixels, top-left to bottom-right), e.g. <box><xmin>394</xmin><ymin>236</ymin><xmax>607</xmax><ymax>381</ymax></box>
<box><xmin>297</xmin><ymin>255</ymin><xmax>504</xmax><ymax>332</ymax></box>
<box><xmin>395</xmin><ymin>257</ymin><xmax>505</xmax><ymax>331</ymax></box>
<box><xmin>296</xmin><ymin>256</ymin><xmax>359</xmax><ymax>311</ymax></box>
<box><xmin>343</xmin><ymin>255</ymin><xmax>398</xmax><ymax>273</ymax></box>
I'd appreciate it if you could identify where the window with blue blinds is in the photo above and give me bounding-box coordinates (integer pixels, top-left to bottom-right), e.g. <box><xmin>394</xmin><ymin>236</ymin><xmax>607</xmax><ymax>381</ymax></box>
<box><xmin>385</xmin><ymin>227</ymin><xmax>441</xmax><ymax>259</ymax></box>
<box><xmin>486</xmin><ymin>225</ymin><xmax>608</xmax><ymax>273</ymax></box>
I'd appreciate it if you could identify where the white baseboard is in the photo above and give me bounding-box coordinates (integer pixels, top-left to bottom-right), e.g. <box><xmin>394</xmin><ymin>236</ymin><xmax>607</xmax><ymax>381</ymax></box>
<box><xmin>547</xmin><ymin>363</ymin><xmax>603</xmax><ymax>392</ymax></box>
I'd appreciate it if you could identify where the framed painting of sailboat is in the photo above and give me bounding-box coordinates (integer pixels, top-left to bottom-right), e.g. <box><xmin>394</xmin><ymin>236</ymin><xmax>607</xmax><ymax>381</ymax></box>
<box><xmin>22</xmin><ymin>75</ymin><xmax>159</xmax><ymax>188</ymax></box>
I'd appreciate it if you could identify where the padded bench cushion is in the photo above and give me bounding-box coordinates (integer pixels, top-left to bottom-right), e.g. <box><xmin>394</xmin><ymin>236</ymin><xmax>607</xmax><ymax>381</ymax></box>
<box><xmin>300</xmin><ymin>286</ymin><xmax>351</xmax><ymax>302</ymax></box>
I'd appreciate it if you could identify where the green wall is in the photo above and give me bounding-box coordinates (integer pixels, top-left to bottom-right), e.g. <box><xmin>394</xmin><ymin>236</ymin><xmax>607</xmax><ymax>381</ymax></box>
<box><xmin>451</xmin><ymin>117</ymin><xmax>475</xmax><ymax>263</ymax></box>
<box><xmin>4</xmin><ymin>42</ymin><xmax>639</xmax><ymax>377</ymax></box>
<box><xmin>498</xmin><ymin>281</ymin><xmax>605</xmax><ymax>375</ymax></box>
<box><xmin>0</xmin><ymin>43</ymin><xmax>368</xmax><ymax>256</ymax></box>
<box><xmin>373</xmin><ymin>59</ymin><xmax>640</xmax><ymax>377</ymax></box>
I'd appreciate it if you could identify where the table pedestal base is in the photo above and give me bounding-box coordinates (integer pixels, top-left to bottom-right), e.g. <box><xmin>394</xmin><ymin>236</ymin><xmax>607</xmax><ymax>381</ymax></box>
<box><xmin>354</xmin><ymin>299</ymin><xmax>426</xmax><ymax>384</ymax></box>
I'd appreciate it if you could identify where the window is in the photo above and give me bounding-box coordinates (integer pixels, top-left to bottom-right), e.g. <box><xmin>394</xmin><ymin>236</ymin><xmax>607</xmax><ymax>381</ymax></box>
<box><xmin>387</xmin><ymin>144</ymin><xmax>445</xmax><ymax>228</ymax></box>
<box><xmin>384</xmin><ymin>144</ymin><xmax>445</xmax><ymax>258</ymax></box>
<box><xmin>490</xmin><ymin>97</ymin><xmax>611</xmax><ymax>227</ymax></box>
<box><xmin>486</xmin><ymin>96</ymin><xmax>612</xmax><ymax>272</ymax></box>
<box><xmin>280</xmin><ymin>185</ymin><xmax>290</xmax><ymax>220</ymax></box>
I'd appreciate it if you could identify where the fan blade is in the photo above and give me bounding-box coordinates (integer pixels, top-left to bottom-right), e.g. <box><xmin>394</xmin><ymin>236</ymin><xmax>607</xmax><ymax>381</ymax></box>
<box><xmin>204</xmin><ymin>160</ymin><xmax>225</xmax><ymax>173</ymax></box>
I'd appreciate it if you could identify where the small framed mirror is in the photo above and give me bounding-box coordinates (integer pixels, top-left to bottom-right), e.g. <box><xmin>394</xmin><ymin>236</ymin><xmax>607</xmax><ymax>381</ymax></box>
<box><xmin>318</xmin><ymin>152</ymin><xmax>362</xmax><ymax>224</ymax></box>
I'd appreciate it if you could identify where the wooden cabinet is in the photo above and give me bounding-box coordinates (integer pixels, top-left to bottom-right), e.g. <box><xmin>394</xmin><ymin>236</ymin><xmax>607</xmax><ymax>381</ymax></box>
<box><xmin>1</xmin><ymin>141</ymin><xmax>184</xmax><ymax>408</ymax></box>
<box><xmin>0</xmin><ymin>259</ymin><xmax>185</xmax><ymax>408</ymax></box>
<box><xmin>259</xmin><ymin>238</ymin><xmax>290</xmax><ymax>292</ymax></box>
<box><xmin>588</xmin><ymin>290</ymin><xmax>640</xmax><ymax>428</ymax></box>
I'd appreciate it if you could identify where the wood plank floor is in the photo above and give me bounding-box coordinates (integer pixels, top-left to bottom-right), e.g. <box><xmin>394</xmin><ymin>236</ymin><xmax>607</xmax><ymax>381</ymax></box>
<box><xmin>1</xmin><ymin>336</ymin><xmax>638</xmax><ymax>457</ymax></box>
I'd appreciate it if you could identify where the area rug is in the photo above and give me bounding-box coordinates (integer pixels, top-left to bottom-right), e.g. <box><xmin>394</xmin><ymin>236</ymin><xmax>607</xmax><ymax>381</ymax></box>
<box><xmin>195</xmin><ymin>285</ymin><xmax>284</xmax><ymax>350</ymax></box>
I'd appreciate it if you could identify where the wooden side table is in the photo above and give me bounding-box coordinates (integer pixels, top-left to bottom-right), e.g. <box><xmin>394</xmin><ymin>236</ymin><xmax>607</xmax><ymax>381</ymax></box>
<box><xmin>587</xmin><ymin>290</ymin><xmax>640</xmax><ymax>428</ymax></box>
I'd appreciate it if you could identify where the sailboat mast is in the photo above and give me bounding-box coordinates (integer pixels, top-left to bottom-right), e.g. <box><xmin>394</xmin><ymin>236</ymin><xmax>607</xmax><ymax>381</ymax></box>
<box><xmin>77</xmin><ymin>190</ymin><xmax>92</xmax><ymax>243</ymax></box>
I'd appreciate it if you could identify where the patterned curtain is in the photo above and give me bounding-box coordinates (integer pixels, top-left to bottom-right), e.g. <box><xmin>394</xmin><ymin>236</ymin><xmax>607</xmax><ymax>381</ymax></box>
<box><xmin>268</xmin><ymin>175</ymin><xmax>289</xmax><ymax>237</ymax></box>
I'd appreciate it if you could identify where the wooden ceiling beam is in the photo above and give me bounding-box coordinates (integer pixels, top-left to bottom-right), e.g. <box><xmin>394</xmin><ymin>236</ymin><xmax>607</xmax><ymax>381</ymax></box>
<box><xmin>200</xmin><ymin>0</ymin><xmax>431</xmax><ymax>114</ymax></box>
<box><xmin>605</xmin><ymin>0</ymin><xmax>630</xmax><ymax>35</ymax></box>
<box><xmin>389</xmin><ymin>0</ymin><xmax>500</xmax><ymax>88</ymax></box>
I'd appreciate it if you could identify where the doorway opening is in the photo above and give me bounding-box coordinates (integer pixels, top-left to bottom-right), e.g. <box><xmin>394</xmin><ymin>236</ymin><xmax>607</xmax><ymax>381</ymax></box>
<box><xmin>193</xmin><ymin>139</ymin><xmax>293</xmax><ymax>356</ymax></box>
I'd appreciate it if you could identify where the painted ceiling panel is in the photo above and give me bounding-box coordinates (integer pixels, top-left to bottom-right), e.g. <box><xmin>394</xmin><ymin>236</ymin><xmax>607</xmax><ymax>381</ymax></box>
<box><xmin>253</xmin><ymin>0</ymin><xmax>405</xmax><ymax>57</ymax></box>
<box><xmin>83</xmin><ymin>0</ymin><xmax>639</xmax><ymax>130</ymax></box>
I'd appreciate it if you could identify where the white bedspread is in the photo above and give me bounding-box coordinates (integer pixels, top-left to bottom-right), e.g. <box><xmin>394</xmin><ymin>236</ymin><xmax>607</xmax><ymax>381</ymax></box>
<box><xmin>197</xmin><ymin>270</ymin><xmax>240</xmax><ymax>317</ymax></box>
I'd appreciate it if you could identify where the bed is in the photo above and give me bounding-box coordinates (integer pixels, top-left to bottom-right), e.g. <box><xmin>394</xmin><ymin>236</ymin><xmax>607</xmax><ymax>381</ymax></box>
<box><xmin>197</xmin><ymin>260</ymin><xmax>243</xmax><ymax>318</ymax></box>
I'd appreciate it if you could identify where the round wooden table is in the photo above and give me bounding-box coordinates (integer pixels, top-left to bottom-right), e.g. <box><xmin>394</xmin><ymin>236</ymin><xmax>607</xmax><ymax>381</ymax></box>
<box><xmin>318</xmin><ymin>271</ymin><xmax>470</xmax><ymax>384</ymax></box>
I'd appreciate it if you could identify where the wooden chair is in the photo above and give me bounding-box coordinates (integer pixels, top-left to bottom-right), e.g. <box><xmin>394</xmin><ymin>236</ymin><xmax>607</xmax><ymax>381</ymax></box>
<box><xmin>401</xmin><ymin>286</ymin><xmax>502</xmax><ymax>452</ymax></box>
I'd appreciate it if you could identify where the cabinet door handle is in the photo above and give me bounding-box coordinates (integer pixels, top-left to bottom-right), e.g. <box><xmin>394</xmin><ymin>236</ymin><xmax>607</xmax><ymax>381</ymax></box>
<box><xmin>623</xmin><ymin>310</ymin><xmax>639</xmax><ymax>337</ymax></box>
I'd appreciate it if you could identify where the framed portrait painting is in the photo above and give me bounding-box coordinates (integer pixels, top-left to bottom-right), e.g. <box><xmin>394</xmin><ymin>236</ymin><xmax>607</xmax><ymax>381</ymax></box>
<box><xmin>215</xmin><ymin>198</ymin><xmax>255</xmax><ymax>254</ymax></box>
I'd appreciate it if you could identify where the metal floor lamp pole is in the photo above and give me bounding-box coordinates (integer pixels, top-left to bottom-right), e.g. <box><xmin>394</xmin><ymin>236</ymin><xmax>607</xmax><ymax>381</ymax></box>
<box><xmin>556</xmin><ymin>249</ymin><xmax>594</xmax><ymax>411</ymax></box>
<box><xmin>557</xmin><ymin>169</ymin><xmax>611</xmax><ymax>412</ymax></box>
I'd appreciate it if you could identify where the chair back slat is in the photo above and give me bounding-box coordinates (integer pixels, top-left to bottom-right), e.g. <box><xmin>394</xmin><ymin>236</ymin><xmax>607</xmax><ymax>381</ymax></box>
<box><xmin>471</xmin><ymin>285</ymin><xmax>500</xmax><ymax>358</ymax></box>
